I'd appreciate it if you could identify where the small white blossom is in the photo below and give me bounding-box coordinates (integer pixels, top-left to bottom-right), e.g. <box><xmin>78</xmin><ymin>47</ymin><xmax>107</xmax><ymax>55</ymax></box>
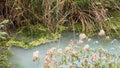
<box><xmin>65</xmin><ymin>46</ymin><xmax>71</xmax><ymax>53</ymax></box>
<box><xmin>98</xmin><ymin>29</ymin><xmax>105</xmax><ymax>36</ymax></box>
<box><xmin>32</xmin><ymin>50</ymin><xmax>39</xmax><ymax>62</ymax></box>
<box><xmin>72</xmin><ymin>50</ymin><xmax>77</xmax><ymax>55</ymax></box>
<box><xmin>91</xmin><ymin>54</ymin><xmax>98</xmax><ymax>62</ymax></box>
<box><xmin>83</xmin><ymin>44</ymin><xmax>90</xmax><ymax>51</ymax></box>
<box><xmin>57</xmin><ymin>49</ymin><xmax>62</xmax><ymax>55</ymax></box>
<box><xmin>78</xmin><ymin>39</ymin><xmax>83</xmax><ymax>44</ymax></box>
<box><xmin>68</xmin><ymin>40</ymin><xmax>74</xmax><ymax>46</ymax></box>
<box><xmin>96</xmin><ymin>2</ymin><xmax>101</xmax><ymax>5</ymax></box>
<box><xmin>79</xmin><ymin>33</ymin><xmax>86</xmax><ymax>40</ymax></box>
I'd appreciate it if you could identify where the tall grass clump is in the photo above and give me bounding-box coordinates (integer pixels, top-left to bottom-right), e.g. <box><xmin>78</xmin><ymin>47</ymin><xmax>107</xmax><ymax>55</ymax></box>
<box><xmin>0</xmin><ymin>0</ymin><xmax>120</xmax><ymax>47</ymax></box>
<box><xmin>1</xmin><ymin>0</ymin><xmax>119</xmax><ymax>35</ymax></box>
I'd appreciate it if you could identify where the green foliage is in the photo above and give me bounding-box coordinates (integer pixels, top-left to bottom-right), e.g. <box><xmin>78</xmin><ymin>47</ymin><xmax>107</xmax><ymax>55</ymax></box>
<box><xmin>0</xmin><ymin>19</ymin><xmax>12</xmax><ymax>68</ymax></box>
<box><xmin>0</xmin><ymin>19</ymin><xmax>9</xmax><ymax>40</ymax></box>
<box><xmin>0</xmin><ymin>19</ymin><xmax>9</xmax><ymax>24</ymax></box>
<box><xmin>57</xmin><ymin>25</ymin><xmax>68</xmax><ymax>33</ymax></box>
<box><xmin>107</xmin><ymin>11</ymin><xmax>120</xmax><ymax>37</ymax></box>
<box><xmin>1</xmin><ymin>0</ymin><xmax>119</xmax><ymax>37</ymax></box>
<box><xmin>74</xmin><ymin>22</ymin><xmax>82</xmax><ymax>32</ymax></box>
<box><xmin>21</xmin><ymin>24</ymin><xmax>48</xmax><ymax>38</ymax></box>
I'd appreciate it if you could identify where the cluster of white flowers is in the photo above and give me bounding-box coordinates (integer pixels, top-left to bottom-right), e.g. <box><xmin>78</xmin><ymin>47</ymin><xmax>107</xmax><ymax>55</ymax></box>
<box><xmin>79</xmin><ymin>33</ymin><xmax>86</xmax><ymax>40</ymax></box>
<box><xmin>32</xmin><ymin>50</ymin><xmax>39</xmax><ymax>62</ymax></box>
<box><xmin>68</xmin><ymin>40</ymin><xmax>74</xmax><ymax>46</ymax></box>
<box><xmin>71</xmin><ymin>50</ymin><xmax>77</xmax><ymax>58</ymax></box>
<box><xmin>78</xmin><ymin>33</ymin><xmax>87</xmax><ymax>44</ymax></box>
<box><xmin>42</xmin><ymin>28</ymin><xmax>118</xmax><ymax>68</ymax></box>
<box><xmin>44</xmin><ymin>47</ymin><xmax>56</xmax><ymax>68</ymax></box>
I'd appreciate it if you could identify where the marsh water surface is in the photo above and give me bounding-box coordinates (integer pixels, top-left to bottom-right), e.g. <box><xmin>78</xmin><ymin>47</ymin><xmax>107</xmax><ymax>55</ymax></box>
<box><xmin>8</xmin><ymin>32</ymin><xmax>120</xmax><ymax>68</ymax></box>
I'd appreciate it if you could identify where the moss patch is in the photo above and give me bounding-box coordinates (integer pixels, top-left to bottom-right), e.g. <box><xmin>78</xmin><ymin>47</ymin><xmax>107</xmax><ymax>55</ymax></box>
<box><xmin>7</xmin><ymin>33</ymin><xmax>61</xmax><ymax>49</ymax></box>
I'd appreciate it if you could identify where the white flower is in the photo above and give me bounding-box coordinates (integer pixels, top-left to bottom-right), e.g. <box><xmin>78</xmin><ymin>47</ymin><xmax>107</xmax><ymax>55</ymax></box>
<box><xmin>46</xmin><ymin>47</ymin><xmax>56</xmax><ymax>56</ymax></box>
<box><xmin>45</xmin><ymin>55</ymin><xmax>52</xmax><ymax>62</ymax></box>
<box><xmin>78</xmin><ymin>39</ymin><xmax>83</xmax><ymax>44</ymax></box>
<box><xmin>35</xmin><ymin>51</ymin><xmax>39</xmax><ymax>54</ymax></box>
<box><xmin>32</xmin><ymin>50</ymin><xmax>39</xmax><ymax>62</ymax></box>
<box><xmin>57</xmin><ymin>49</ymin><xmax>62</xmax><ymax>55</ymax></box>
<box><xmin>83</xmin><ymin>44</ymin><xmax>90</xmax><ymax>51</ymax></box>
<box><xmin>98</xmin><ymin>29</ymin><xmax>105</xmax><ymax>36</ymax></box>
<box><xmin>91</xmin><ymin>54</ymin><xmax>98</xmax><ymax>62</ymax></box>
<box><xmin>96</xmin><ymin>2</ymin><xmax>101</xmax><ymax>5</ymax></box>
<box><xmin>68</xmin><ymin>40</ymin><xmax>74</xmax><ymax>46</ymax></box>
<box><xmin>65</xmin><ymin>46</ymin><xmax>71</xmax><ymax>53</ymax></box>
<box><xmin>50</xmin><ymin>47</ymin><xmax>56</xmax><ymax>53</ymax></box>
<box><xmin>72</xmin><ymin>50</ymin><xmax>77</xmax><ymax>55</ymax></box>
<box><xmin>71</xmin><ymin>50</ymin><xmax>77</xmax><ymax>57</ymax></box>
<box><xmin>79</xmin><ymin>33</ymin><xmax>86</xmax><ymax>40</ymax></box>
<box><xmin>33</xmin><ymin>51</ymin><xmax>39</xmax><ymax>57</ymax></box>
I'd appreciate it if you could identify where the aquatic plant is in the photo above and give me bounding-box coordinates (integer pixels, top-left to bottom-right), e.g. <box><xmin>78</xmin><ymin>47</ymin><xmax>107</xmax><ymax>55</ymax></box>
<box><xmin>43</xmin><ymin>43</ymin><xmax>120</xmax><ymax>68</ymax></box>
<box><xmin>42</xmin><ymin>34</ymin><xmax>120</xmax><ymax>68</ymax></box>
